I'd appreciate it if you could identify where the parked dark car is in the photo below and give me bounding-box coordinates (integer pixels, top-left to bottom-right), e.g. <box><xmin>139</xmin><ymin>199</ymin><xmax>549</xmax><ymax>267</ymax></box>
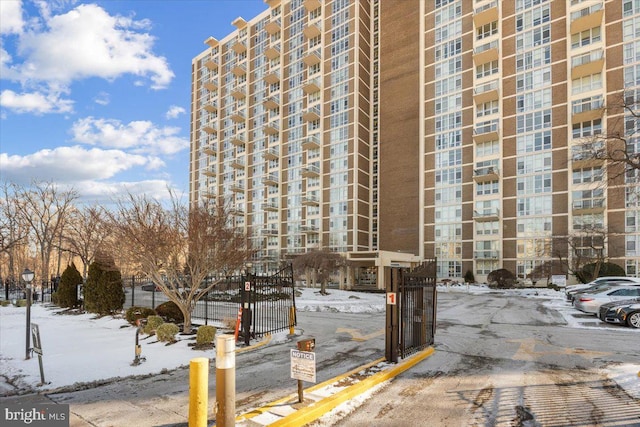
<box><xmin>598</xmin><ymin>298</ymin><xmax>640</xmax><ymax>325</ymax></box>
<box><xmin>615</xmin><ymin>302</ymin><xmax>640</xmax><ymax>328</ymax></box>
<box><xmin>141</xmin><ymin>283</ymin><xmax>161</xmax><ymax>292</ymax></box>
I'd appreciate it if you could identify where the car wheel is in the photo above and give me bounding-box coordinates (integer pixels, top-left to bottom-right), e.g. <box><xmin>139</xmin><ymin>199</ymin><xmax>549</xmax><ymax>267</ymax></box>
<box><xmin>627</xmin><ymin>311</ymin><xmax>640</xmax><ymax>329</ymax></box>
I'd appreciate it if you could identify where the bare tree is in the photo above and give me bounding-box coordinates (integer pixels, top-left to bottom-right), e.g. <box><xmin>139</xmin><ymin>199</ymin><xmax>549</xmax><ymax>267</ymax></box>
<box><xmin>13</xmin><ymin>182</ymin><xmax>78</xmax><ymax>284</ymax></box>
<box><xmin>292</xmin><ymin>249</ymin><xmax>347</xmax><ymax>295</ymax></box>
<box><xmin>0</xmin><ymin>182</ymin><xmax>29</xmax><ymax>283</ymax></box>
<box><xmin>108</xmin><ymin>193</ymin><xmax>254</xmax><ymax>332</ymax></box>
<box><xmin>551</xmin><ymin>225</ymin><xmax>622</xmax><ymax>283</ymax></box>
<box><xmin>63</xmin><ymin>205</ymin><xmax>111</xmax><ymax>279</ymax></box>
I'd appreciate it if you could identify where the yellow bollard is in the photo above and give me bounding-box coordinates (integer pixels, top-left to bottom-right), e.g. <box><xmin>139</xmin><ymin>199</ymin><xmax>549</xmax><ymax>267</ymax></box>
<box><xmin>289</xmin><ymin>306</ymin><xmax>296</xmax><ymax>335</ymax></box>
<box><xmin>189</xmin><ymin>357</ymin><xmax>209</xmax><ymax>427</ymax></box>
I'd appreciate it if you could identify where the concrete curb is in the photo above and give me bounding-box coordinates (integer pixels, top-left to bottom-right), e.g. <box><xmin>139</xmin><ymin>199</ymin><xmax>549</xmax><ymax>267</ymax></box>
<box><xmin>234</xmin><ymin>347</ymin><xmax>435</xmax><ymax>426</ymax></box>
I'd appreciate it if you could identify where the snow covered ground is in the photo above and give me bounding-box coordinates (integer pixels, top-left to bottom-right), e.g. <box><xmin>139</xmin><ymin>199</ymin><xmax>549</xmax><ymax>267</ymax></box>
<box><xmin>0</xmin><ymin>285</ymin><xmax>638</xmax><ymax>399</ymax></box>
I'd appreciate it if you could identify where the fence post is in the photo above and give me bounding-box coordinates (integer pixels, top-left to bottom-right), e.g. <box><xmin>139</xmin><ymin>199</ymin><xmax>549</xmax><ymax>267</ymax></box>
<box><xmin>152</xmin><ymin>287</ymin><xmax>156</xmax><ymax>309</ymax></box>
<box><xmin>131</xmin><ymin>275</ymin><xmax>136</xmax><ymax>307</ymax></box>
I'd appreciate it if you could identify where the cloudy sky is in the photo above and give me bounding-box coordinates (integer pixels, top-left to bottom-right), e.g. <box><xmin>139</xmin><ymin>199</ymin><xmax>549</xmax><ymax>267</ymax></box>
<box><xmin>0</xmin><ymin>0</ymin><xmax>267</xmax><ymax>202</ymax></box>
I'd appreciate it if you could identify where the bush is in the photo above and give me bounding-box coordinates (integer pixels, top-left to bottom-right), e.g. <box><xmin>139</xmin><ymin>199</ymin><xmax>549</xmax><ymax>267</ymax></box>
<box><xmin>464</xmin><ymin>270</ymin><xmax>475</xmax><ymax>284</ymax></box>
<box><xmin>196</xmin><ymin>325</ymin><xmax>217</xmax><ymax>346</ymax></box>
<box><xmin>156</xmin><ymin>323</ymin><xmax>179</xmax><ymax>343</ymax></box>
<box><xmin>57</xmin><ymin>263</ymin><xmax>82</xmax><ymax>308</ymax></box>
<box><xmin>51</xmin><ymin>292</ymin><xmax>59</xmax><ymax>305</ymax></box>
<box><xmin>577</xmin><ymin>262</ymin><xmax>626</xmax><ymax>283</ymax></box>
<box><xmin>155</xmin><ymin>301</ymin><xmax>184</xmax><ymax>324</ymax></box>
<box><xmin>15</xmin><ymin>299</ymin><xmax>27</xmax><ymax>307</ymax></box>
<box><xmin>125</xmin><ymin>306</ymin><xmax>157</xmax><ymax>325</ymax></box>
<box><xmin>0</xmin><ymin>300</ymin><xmax>10</xmax><ymax>307</ymax></box>
<box><xmin>487</xmin><ymin>268</ymin><xmax>516</xmax><ymax>288</ymax></box>
<box><xmin>144</xmin><ymin>315</ymin><xmax>164</xmax><ymax>335</ymax></box>
<box><xmin>84</xmin><ymin>253</ymin><xmax>125</xmax><ymax>315</ymax></box>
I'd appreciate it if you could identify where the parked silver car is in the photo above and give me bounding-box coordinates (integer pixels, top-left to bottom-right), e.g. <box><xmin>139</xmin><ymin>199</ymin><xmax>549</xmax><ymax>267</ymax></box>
<box><xmin>573</xmin><ymin>285</ymin><xmax>640</xmax><ymax>314</ymax></box>
<box><xmin>565</xmin><ymin>276</ymin><xmax>640</xmax><ymax>301</ymax></box>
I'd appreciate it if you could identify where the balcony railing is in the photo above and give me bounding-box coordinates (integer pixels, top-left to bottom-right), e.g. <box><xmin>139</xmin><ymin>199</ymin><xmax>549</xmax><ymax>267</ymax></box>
<box><xmin>571</xmin><ymin>49</ymin><xmax>603</xmax><ymax>67</ymax></box>
<box><xmin>474</xmin><ymin>250</ymin><xmax>500</xmax><ymax>259</ymax></box>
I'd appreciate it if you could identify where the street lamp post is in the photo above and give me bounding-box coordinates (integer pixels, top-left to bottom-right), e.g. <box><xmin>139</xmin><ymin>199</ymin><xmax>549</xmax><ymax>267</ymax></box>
<box><xmin>22</xmin><ymin>268</ymin><xmax>34</xmax><ymax>360</ymax></box>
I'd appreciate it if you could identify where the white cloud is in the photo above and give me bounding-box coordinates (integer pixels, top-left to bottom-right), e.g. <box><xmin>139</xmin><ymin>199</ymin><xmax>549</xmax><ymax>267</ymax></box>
<box><xmin>93</xmin><ymin>91</ymin><xmax>110</xmax><ymax>106</ymax></box>
<box><xmin>0</xmin><ymin>1</ymin><xmax>24</xmax><ymax>35</ymax></box>
<box><xmin>70</xmin><ymin>116</ymin><xmax>189</xmax><ymax>155</ymax></box>
<box><xmin>165</xmin><ymin>105</ymin><xmax>185</xmax><ymax>119</ymax></box>
<box><xmin>3</xmin><ymin>3</ymin><xmax>173</xmax><ymax>89</ymax></box>
<box><xmin>0</xmin><ymin>88</ymin><xmax>73</xmax><ymax>114</ymax></box>
<box><xmin>73</xmin><ymin>179</ymin><xmax>176</xmax><ymax>203</ymax></box>
<box><xmin>0</xmin><ymin>146</ymin><xmax>149</xmax><ymax>184</ymax></box>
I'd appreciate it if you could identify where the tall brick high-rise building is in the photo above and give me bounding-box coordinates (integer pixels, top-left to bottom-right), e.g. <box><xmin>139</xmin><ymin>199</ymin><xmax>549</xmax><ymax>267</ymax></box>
<box><xmin>190</xmin><ymin>0</ymin><xmax>640</xmax><ymax>287</ymax></box>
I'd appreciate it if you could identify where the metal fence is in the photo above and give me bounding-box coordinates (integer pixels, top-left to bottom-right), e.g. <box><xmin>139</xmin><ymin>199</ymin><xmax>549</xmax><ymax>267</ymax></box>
<box><xmin>400</xmin><ymin>260</ymin><xmax>437</xmax><ymax>358</ymax></box>
<box><xmin>1</xmin><ymin>280</ymin><xmax>55</xmax><ymax>304</ymax></box>
<box><xmin>123</xmin><ymin>266</ymin><xmax>296</xmax><ymax>338</ymax></box>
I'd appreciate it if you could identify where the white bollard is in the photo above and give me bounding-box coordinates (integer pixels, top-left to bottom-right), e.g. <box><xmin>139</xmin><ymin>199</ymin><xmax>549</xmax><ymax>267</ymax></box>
<box><xmin>216</xmin><ymin>334</ymin><xmax>236</xmax><ymax>427</ymax></box>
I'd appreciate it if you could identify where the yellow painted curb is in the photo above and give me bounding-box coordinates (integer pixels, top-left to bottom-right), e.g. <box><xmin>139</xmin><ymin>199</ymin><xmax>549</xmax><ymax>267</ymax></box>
<box><xmin>269</xmin><ymin>347</ymin><xmax>435</xmax><ymax>427</ymax></box>
<box><xmin>236</xmin><ymin>333</ymin><xmax>272</xmax><ymax>354</ymax></box>
<box><xmin>235</xmin><ymin>357</ymin><xmax>385</xmax><ymax>422</ymax></box>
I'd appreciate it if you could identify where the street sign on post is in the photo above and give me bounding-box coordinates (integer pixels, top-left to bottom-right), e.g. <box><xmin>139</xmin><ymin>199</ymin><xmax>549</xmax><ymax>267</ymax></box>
<box><xmin>31</xmin><ymin>323</ymin><xmax>45</xmax><ymax>384</ymax></box>
<box><xmin>290</xmin><ymin>349</ymin><xmax>316</xmax><ymax>383</ymax></box>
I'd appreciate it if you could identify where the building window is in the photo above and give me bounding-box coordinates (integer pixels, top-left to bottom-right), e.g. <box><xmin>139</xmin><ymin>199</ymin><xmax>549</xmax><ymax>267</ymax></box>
<box><xmin>571</xmin><ymin>27</ymin><xmax>602</xmax><ymax>49</ymax></box>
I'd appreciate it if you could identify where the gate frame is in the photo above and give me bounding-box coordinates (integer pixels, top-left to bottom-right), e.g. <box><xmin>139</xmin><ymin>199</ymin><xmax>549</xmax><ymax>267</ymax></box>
<box><xmin>385</xmin><ymin>259</ymin><xmax>437</xmax><ymax>363</ymax></box>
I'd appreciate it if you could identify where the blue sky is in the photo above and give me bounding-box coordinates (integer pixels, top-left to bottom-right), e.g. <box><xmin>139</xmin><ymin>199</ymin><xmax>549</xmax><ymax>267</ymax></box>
<box><xmin>0</xmin><ymin>0</ymin><xmax>267</xmax><ymax>202</ymax></box>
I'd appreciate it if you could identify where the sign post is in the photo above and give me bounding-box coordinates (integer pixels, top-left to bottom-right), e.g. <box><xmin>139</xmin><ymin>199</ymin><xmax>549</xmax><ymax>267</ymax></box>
<box><xmin>31</xmin><ymin>323</ymin><xmax>45</xmax><ymax>385</ymax></box>
<box><xmin>291</xmin><ymin>338</ymin><xmax>316</xmax><ymax>403</ymax></box>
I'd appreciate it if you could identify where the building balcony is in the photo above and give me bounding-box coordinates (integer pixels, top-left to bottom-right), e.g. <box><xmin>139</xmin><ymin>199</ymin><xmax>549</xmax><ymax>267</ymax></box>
<box><xmin>300</xmin><ymin>224</ymin><xmax>319</xmax><ymax>233</ymax></box>
<box><xmin>262</xmin><ymin>227</ymin><xmax>279</xmax><ymax>236</ymax></box>
<box><xmin>263</xmin><ymin>173</ymin><xmax>279</xmax><ymax>186</ymax></box>
<box><xmin>231</xmin><ymin>134</ymin><xmax>245</xmax><ymax>147</ymax></box>
<box><xmin>263</xmin><ymin>147</ymin><xmax>279</xmax><ymax>160</ymax></box>
<box><xmin>302</xmin><ymin>194</ymin><xmax>319</xmax><ymax>206</ymax></box>
<box><xmin>473</xmin><ymin>79</ymin><xmax>499</xmax><ymax>104</ymax></box>
<box><xmin>473</xmin><ymin>40</ymin><xmax>499</xmax><ymax>65</ymax></box>
<box><xmin>302</xmin><ymin>76</ymin><xmax>321</xmax><ymax>94</ymax></box>
<box><xmin>265</xmin><ymin>18</ymin><xmax>281</xmax><ymax>35</ymax></box>
<box><xmin>230</xmin><ymin>85</ymin><xmax>246</xmax><ymax>99</ymax></box>
<box><xmin>230</xmin><ymin>183</ymin><xmax>245</xmax><ymax>193</ymax></box>
<box><xmin>473</xmin><ymin>166</ymin><xmax>499</xmax><ymax>182</ymax></box>
<box><xmin>204</xmin><ymin>37</ymin><xmax>218</xmax><ymax>48</ymax></box>
<box><xmin>203</xmin><ymin>102</ymin><xmax>217</xmax><ymax>113</ymax></box>
<box><xmin>232</xmin><ymin>63</ymin><xmax>246</xmax><ymax>76</ymax></box>
<box><xmin>230</xmin><ymin>207</ymin><xmax>245</xmax><ymax>216</ymax></box>
<box><xmin>263</xmin><ymin>96</ymin><xmax>279</xmax><ymax>110</ymax></box>
<box><xmin>303</xmin><ymin>49</ymin><xmax>321</xmax><ymax>66</ymax></box>
<box><xmin>303</xmin><ymin>23</ymin><xmax>321</xmax><ymax>39</ymax></box>
<box><xmin>203</xmin><ymin>143</ymin><xmax>217</xmax><ymax>155</ymax></box>
<box><xmin>264</xmin><ymin>70</ymin><xmax>280</xmax><ymax>85</ymax></box>
<box><xmin>302</xmin><ymin>164</ymin><xmax>320</xmax><ymax>177</ymax></box>
<box><xmin>570</xmin><ymin>4</ymin><xmax>603</xmax><ymax>34</ymax></box>
<box><xmin>204</xmin><ymin>58</ymin><xmax>219</xmax><ymax>70</ymax></box>
<box><xmin>473</xmin><ymin>208</ymin><xmax>500</xmax><ymax>221</ymax></box>
<box><xmin>230</xmin><ymin>110</ymin><xmax>245</xmax><ymax>123</ymax></box>
<box><xmin>262</xmin><ymin>203</ymin><xmax>278</xmax><ymax>212</ymax></box>
<box><xmin>231</xmin><ymin>39</ymin><xmax>247</xmax><ymax>54</ymax></box>
<box><xmin>202</xmin><ymin>167</ymin><xmax>217</xmax><ymax>177</ymax></box>
<box><xmin>571</xmin><ymin>153</ymin><xmax>605</xmax><ymax>168</ymax></box>
<box><xmin>265</xmin><ymin>46</ymin><xmax>281</xmax><ymax>60</ymax></box>
<box><xmin>572</xmin><ymin>200</ymin><xmax>605</xmax><ymax>214</ymax></box>
<box><xmin>231</xmin><ymin>158</ymin><xmax>245</xmax><ymax>169</ymax></box>
<box><xmin>474</xmin><ymin>250</ymin><xmax>500</xmax><ymax>259</ymax></box>
<box><xmin>473</xmin><ymin>120</ymin><xmax>499</xmax><ymax>143</ymax></box>
<box><xmin>202</xmin><ymin>122</ymin><xmax>217</xmax><ymax>134</ymax></box>
<box><xmin>473</xmin><ymin>1</ymin><xmax>498</xmax><ymax>27</ymax></box>
<box><xmin>302</xmin><ymin>134</ymin><xmax>320</xmax><ymax>150</ymax></box>
<box><xmin>303</xmin><ymin>0</ymin><xmax>321</xmax><ymax>11</ymax></box>
<box><xmin>202</xmin><ymin>189</ymin><xmax>217</xmax><ymax>199</ymax></box>
<box><xmin>264</xmin><ymin>121</ymin><xmax>280</xmax><ymax>135</ymax></box>
<box><xmin>302</xmin><ymin>105</ymin><xmax>321</xmax><ymax>122</ymax></box>
<box><xmin>571</xmin><ymin>49</ymin><xmax>604</xmax><ymax>80</ymax></box>
<box><xmin>204</xmin><ymin>81</ymin><xmax>218</xmax><ymax>92</ymax></box>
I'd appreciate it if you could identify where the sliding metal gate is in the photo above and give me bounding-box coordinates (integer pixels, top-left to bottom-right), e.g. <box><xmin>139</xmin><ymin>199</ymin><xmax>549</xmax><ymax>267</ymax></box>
<box><xmin>385</xmin><ymin>260</ymin><xmax>437</xmax><ymax>362</ymax></box>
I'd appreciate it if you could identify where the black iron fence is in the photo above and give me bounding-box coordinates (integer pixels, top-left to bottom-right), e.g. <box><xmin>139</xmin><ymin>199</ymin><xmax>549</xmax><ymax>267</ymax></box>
<box><xmin>123</xmin><ymin>265</ymin><xmax>296</xmax><ymax>338</ymax></box>
<box><xmin>1</xmin><ymin>280</ymin><xmax>55</xmax><ymax>304</ymax></box>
